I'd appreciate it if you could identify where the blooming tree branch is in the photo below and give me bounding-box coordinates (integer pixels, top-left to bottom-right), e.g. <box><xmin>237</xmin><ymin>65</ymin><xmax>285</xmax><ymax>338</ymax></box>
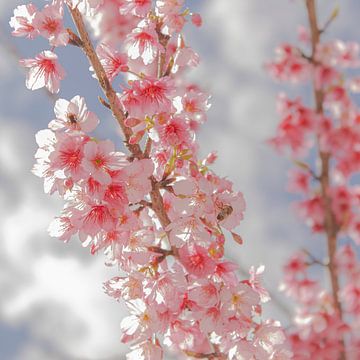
<box><xmin>10</xmin><ymin>0</ymin><xmax>290</xmax><ymax>359</ymax></box>
<box><xmin>268</xmin><ymin>0</ymin><xmax>360</xmax><ymax>358</ymax></box>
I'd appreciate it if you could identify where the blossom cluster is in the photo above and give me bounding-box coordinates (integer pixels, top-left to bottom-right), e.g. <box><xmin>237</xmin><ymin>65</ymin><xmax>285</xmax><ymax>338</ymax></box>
<box><xmin>267</xmin><ymin>3</ymin><xmax>360</xmax><ymax>359</ymax></box>
<box><xmin>11</xmin><ymin>0</ymin><xmax>290</xmax><ymax>359</ymax></box>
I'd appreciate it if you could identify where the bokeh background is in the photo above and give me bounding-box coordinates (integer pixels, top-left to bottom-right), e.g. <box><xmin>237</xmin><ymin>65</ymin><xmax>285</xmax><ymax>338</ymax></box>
<box><xmin>0</xmin><ymin>0</ymin><xmax>358</xmax><ymax>359</ymax></box>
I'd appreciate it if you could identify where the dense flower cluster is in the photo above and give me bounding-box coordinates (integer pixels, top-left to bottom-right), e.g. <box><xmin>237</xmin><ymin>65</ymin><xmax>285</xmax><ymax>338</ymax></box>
<box><xmin>267</xmin><ymin>1</ymin><xmax>360</xmax><ymax>358</ymax></box>
<box><xmin>11</xmin><ymin>0</ymin><xmax>290</xmax><ymax>359</ymax></box>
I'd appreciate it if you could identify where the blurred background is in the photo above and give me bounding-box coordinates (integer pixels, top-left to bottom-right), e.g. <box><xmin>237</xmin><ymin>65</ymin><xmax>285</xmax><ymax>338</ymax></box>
<box><xmin>0</xmin><ymin>0</ymin><xmax>358</xmax><ymax>359</ymax></box>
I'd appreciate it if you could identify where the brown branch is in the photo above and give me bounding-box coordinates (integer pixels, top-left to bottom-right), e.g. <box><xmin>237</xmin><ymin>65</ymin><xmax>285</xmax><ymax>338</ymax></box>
<box><xmin>305</xmin><ymin>1</ymin><xmax>345</xmax><ymax>358</ymax></box>
<box><xmin>67</xmin><ymin>6</ymin><xmax>143</xmax><ymax>159</ymax></box>
<box><xmin>184</xmin><ymin>350</ymin><xmax>226</xmax><ymax>359</ymax></box>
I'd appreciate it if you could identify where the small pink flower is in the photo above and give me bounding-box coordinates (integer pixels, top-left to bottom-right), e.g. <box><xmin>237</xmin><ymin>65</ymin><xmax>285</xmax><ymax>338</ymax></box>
<box><xmin>191</xmin><ymin>13</ymin><xmax>202</xmax><ymax>27</ymax></box>
<box><xmin>267</xmin><ymin>43</ymin><xmax>310</xmax><ymax>83</ymax></box>
<box><xmin>48</xmin><ymin>215</ymin><xmax>77</xmax><ymax>242</ymax></box>
<box><xmin>137</xmin><ymin>77</ymin><xmax>175</xmax><ymax>116</ymax></box>
<box><xmin>103</xmin><ymin>181</ymin><xmax>128</xmax><ymax>208</ymax></box>
<box><xmin>9</xmin><ymin>3</ymin><xmax>38</xmax><ymax>39</ymax></box>
<box><xmin>221</xmin><ymin>283</ymin><xmax>260</xmax><ymax>318</ymax></box>
<box><xmin>287</xmin><ymin>168</ymin><xmax>310</xmax><ymax>194</ymax></box>
<box><xmin>158</xmin><ymin>116</ymin><xmax>190</xmax><ymax>146</ymax></box>
<box><xmin>94</xmin><ymin>44</ymin><xmax>128</xmax><ymax>82</ymax></box>
<box><xmin>121</xmin><ymin>299</ymin><xmax>159</xmax><ymax>343</ymax></box>
<box><xmin>83</xmin><ymin>140</ymin><xmax>128</xmax><ymax>184</ymax></box>
<box><xmin>178</xmin><ymin>243</ymin><xmax>216</xmax><ymax>277</ymax></box>
<box><xmin>188</xmin><ymin>280</ymin><xmax>219</xmax><ymax>308</ymax></box>
<box><xmin>215</xmin><ymin>191</ymin><xmax>246</xmax><ymax>231</ymax></box>
<box><xmin>120</xmin><ymin>159</ymin><xmax>154</xmax><ymax>203</ymax></box>
<box><xmin>120</xmin><ymin>88</ymin><xmax>143</xmax><ymax>118</ymax></box>
<box><xmin>120</xmin><ymin>0</ymin><xmax>152</xmax><ymax>17</ymax></box>
<box><xmin>156</xmin><ymin>0</ymin><xmax>184</xmax><ymax>16</ymax></box>
<box><xmin>248</xmin><ymin>265</ymin><xmax>271</xmax><ymax>303</ymax></box>
<box><xmin>126</xmin><ymin>340</ymin><xmax>163</xmax><ymax>360</ymax></box>
<box><xmin>20</xmin><ymin>50</ymin><xmax>65</xmax><ymax>94</ymax></box>
<box><xmin>50</xmin><ymin>134</ymin><xmax>87</xmax><ymax>181</ymax></box>
<box><xmin>126</xmin><ymin>20</ymin><xmax>163</xmax><ymax>65</ymax></box>
<box><xmin>182</xmin><ymin>90</ymin><xmax>210</xmax><ymax>124</ymax></box>
<box><xmin>49</xmin><ymin>95</ymin><xmax>99</xmax><ymax>133</ymax></box>
<box><xmin>32</xmin><ymin>2</ymin><xmax>69</xmax><ymax>46</ymax></box>
<box><xmin>77</xmin><ymin>203</ymin><xmax>116</xmax><ymax>237</ymax></box>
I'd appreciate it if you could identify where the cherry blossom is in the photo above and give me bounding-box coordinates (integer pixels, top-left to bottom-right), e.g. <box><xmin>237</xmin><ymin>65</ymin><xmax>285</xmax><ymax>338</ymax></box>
<box><xmin>49</xmin><ymin>95</ymin><xmax>99</xmax><ymax>133</ymax></box>
<box><xmin>9</xmin><ymin>3</ymin><xmax>38</xmax><ymax>39</ymax></box>
<box><xmin>32</xmin><ymin>1</ymin><xmax>69</xmax><ymax>46</ymax></box>
<box><xmin>94</xmin><ymin>43</ymin><xmax>129</xmax><ymax>82</ymax></box>
<box><xmin>20</xmin><ymin>50</ymin><xmax>65</xmax><ymax>93</ymax></box>
<box><xmin>125</xmin><ymin>20</ymin><xmax>162</xmax><ymax>65</ymax></box>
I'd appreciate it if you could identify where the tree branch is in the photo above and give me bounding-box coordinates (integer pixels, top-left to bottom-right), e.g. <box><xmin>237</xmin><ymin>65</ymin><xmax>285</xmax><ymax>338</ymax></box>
<box><xmin>305</xmin><ymin>1</ymin><xmax>345</xmax><ymax>358</ymax></box>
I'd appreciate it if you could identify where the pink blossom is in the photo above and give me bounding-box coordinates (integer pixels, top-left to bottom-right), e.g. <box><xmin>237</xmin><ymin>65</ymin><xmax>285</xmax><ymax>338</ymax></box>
<box><xmin>32</xmin><ymin>2</ymin><xmax>69</xmax><ymax>46</ymax></box>
<box><xmin>94</xmin><ymin>44</ymin><xmax>128</xmax><ymax>82</ymax></box>
<box><xmin>191</xmin><ymin>13</ymin><xmax>202</xmax><ymax>27</ymax></box>
<box><xmin>162</xmin><ymin>13</ymin><xmax>186</xmax><ymax>35</ymax></box>
<box><xmin>103</xmin><ymin>180</ymin><xmax>128</xmax><ymax>208</ymax></box>
<box><xmin>120</xmin><ymin>0</ymin><xmax>152</xmax><ymax>17</ymax></box>
<box><xmin>253</xmin><ymin>322</ymin><xmax>287</xmax><ymax>355</ymax></box>
<box><xmin>267</xmin><ymin>43</ymin><xmax>310</xmax><ymax>83</ymax></box>
<box><xmin>248</xmin><ymin>265</ymin><xmax>271</xmax><ymax>303</ymax></box>
<box><xmin>126</xmin><ymin>340</ymin><xmax>163</xmax><ymax>360</ymax></box>
<box><xmin>173</xmin><ymin>47</ymin><xmax>200</xmax><ymax>72</ymax></box>
<box><xmin>137</xmin><ymin>77</ymin><xmax>175</xmax><ymax>116</ymax></box>
<box><xmin>77</xmin><ymin>203</ymin><xmax>116</xmax><ymax>237</ymax></box>
<box><xmin>146</xmin><ymin>265</ymin><xmax>187</xmax><ymax>312</ymax></box>
<box><xmin>296</xmin><ymin>195</ymin><xmax>325</xmax><ymax>233</ymax></box>
<box><xmin>120</xmin><ymin>88</ymin><xmax>143</xmax><ymax>118</ymax></box>
<box><xmin>341</xmin><ymin>282</ymin><xmax>360</xmax><ymax>315</ymax></box>
<box><xmin>20</xmin><ymin>50</ymin><xmax>65</xmax><ymax>94</ymax></box>
<box><xmin>82</xmin><ymin>140</ymin><xmax>128</xmax><ymax>184</ymax></box>
<box><xmin>181</xmin><ymin>89</ymin><xmax>210</xmax><ymax>124</ymax></box>
<box><xmin>214</xmin><ymin>261</ymin><xmax>239</xmax><ymax>287</ymax></box>
<box><xmin>158</xmin><ymin>116</ymin><xmax>190</xmax><ymax>146</ymax></box>
<box><xmin>178</xmin><ymin>243</ymin><xmax>216</xmax><ymax>278</ymax></box>
<box><xmin>126</xmin><ymin>20</ymin><xmax>162</xmax><ymax>65</ymax></box>
<box><xmin>48</xmin><ymin>215</ymin><xmax>77</xmax><ymax>242</ymax></box>
<box><xmin>104</xmin><ymin>275</ymin><xmax>144</xmax><ymax>301</ymax></box>
<box><xmin>283</xmin><ymin>251</ymin><xmax>308</xmax><ymax>276</ymax></box>
<box><xmin>9</xmin><ymin>3</ymin><xmax>38</xmax><ymax>39</ymax></box>
<box><xmin>120</xmin><ymin>159</ymin><xmax>154</xmax><ymax>203</ymax></box>
<box><xmin>121</xmin><ymin>299</ymin><xmax>160</xmax><ymax>343</ymax></box>
<box><xmin>221</xmin><ymin>283</ymin><xmax>260</xmax><ymax>318</ymax></box>
<box><xmin>314</xmin><ymin>65</ymin><xmax>340</xmax><ymax>90</ymax></box>
<box><xmin>156</xmin><ymin>0</ymin><xmax>184</xmax><ymax>16</ymax></box>
<box><xmin>287</xmin><ymin>168</ymin><xmax>310</xmax><ymax>194</ymax></box>
<box><xmin>49</xmin><ymin>134</ymin><xmax>87</xmax><ymax>181</ymax></box>
<box><xmin>188</xmin><ymin>280</ymin><xmax>219</xmax><ymax>308</ymax></box>
<box><xmin>49</xmin><ymin>96</ymin><xmax>99</xmax><ymax>133</ymax></box>
<box><xmin>215</xmin><ymin>191</ymin><xmax>246</xmax><ymax>230</ymax></box>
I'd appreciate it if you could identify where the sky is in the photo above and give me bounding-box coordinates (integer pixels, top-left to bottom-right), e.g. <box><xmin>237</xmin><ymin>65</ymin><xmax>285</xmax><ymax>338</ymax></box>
<box><xmin>0</xmin><ymin>0</ymin><xmax>359</xmax><ymax>359</ymax></box>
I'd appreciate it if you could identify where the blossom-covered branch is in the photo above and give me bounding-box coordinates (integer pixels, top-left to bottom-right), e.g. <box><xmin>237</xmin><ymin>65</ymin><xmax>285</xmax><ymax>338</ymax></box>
<box><xmin>11</xmin><ymin>0</ymin><xmax>290</xmax><ymax>359</ymax></box>
<box><xmin>268</xmin><ymin>0</ymin><xmax>360</xmax><ymax>358</ymax></box>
